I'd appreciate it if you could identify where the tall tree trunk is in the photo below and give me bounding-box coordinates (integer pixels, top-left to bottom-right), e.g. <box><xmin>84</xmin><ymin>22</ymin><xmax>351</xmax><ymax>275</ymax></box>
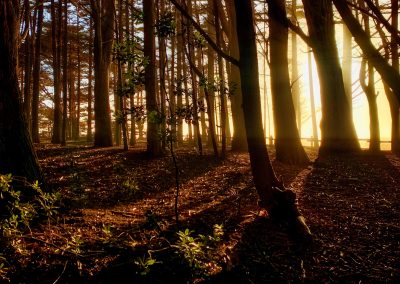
<box><xmin>158</xmin><ymin>0</ymin><xmax>168</xmax><ymax>150</ymax></box>
<box><xmin>74</xmin><ymin>8</ymin><xmax>81</xmax><ymax>141</ymax></box>
<box><xmin>23</xmin><ymin>0</ymin><xmax>33</xmax><ymax>134</ymax></box>
<box><xmin>175</xmin><ymin>9</ymin><xmax>183</xmax><ymax>144</ymax></box>
<box><xmin>308</xmin><ymin>49</ymin><xmax>319</xmax><ymax>148</ymax></box>
<box><xmin>214</xmin><ymin>0</ymin><xmax>226</xmax><ymax>157</ymax></box>
<box><xmin>31</xmin><ymin>0</ymin><xmax>44</xmax><ymax>143</ymax></box>
<box><xmin>360</xmin><ymin>58</ymin><xmax>380</xmax><ymax>152</ymax></box>
<box><xmin>0</xmin><ymin>0</ymin><xmax>43</xmax><ymax>182</ymax></box>
<box><xmin>358</xmin><ymin>0</ymin><xmax>379</xmax><ymax>152</ymax></box>
<box><xmin>93</xmin><ymin>0</ymin><xmax>114</xmax><ymax>147</ymax></box>
<box><xmin>268</xmin><ymin>0</ymin><xmax>309</xmax><ymax>164</ymax></box>
<box><xmin>61</xmin><ymin>0</ymin><xmax>68</xmax><ymax>146</ymax></box>
<box><xmin>373</xmin><ymin>0</ymin><xmax>399</xmax><ymax>153</ymax></box>
<box><xmin>234</xmin><ymin>0</ymin><xmax>311</xmax><ymax>238</ymax></box>
<box><xmin>143</xmin><ymin>0</ymin><xmax>162</xmax><ymax>156</ymax></box>
<box><xmin>225</xmin><ymin>0</ymin><xmax>248</xmax><ymax>151</ymax></box>
<box><xmin>116</xmin><ymin>0</ymin><xmax>128</xmax><ymax>150</ymax></box>
<box><xmin>342</xmin><ymin>22</ymin><xmax>353</xmax><ymax>113</ymax></box>
<box><xmin>290</xmin><ymin>0</ymin><xmax>301</xmax><ymax>136</ymax></box>
<box><xmin>87</xmin><ymin>16</ymin><xmax>93</xmax><ymax>142</ymax></box>
<box><xmin>206</xmin><ymin>0</ymin><xmax>217</xmax><ymax>148</ymax></box>
<box><xmin>303</xmin><ymin>0</ymin><xmax>360</xmax><ymax>154</ymax></box>
<box><xmin>186</xmin><ymin>0</ymin><xmax>202</xmax><ymax>154</ymax></box>
<box><xmin>51</xmin><ymin>0</ymin><xmax>62</xmax><ymax>143</ymax></box>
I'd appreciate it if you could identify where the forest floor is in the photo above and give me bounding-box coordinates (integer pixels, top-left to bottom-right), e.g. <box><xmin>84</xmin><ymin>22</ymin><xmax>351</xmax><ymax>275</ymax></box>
<box><xmin>2</xmin><ymin>142</ymin><xmax>400</xmax><ymax>283</ymax></box>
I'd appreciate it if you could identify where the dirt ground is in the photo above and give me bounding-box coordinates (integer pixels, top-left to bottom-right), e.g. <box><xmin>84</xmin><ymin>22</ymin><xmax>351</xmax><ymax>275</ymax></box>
<box><xmin>2</xmin><ymin>143</ymin><xmax>400</xmax><ymax>283</ymax></box>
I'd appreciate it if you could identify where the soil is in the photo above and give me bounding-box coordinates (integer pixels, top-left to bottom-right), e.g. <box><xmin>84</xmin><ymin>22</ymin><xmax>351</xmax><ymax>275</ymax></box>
<box><xmin>2</xmin><ymin>143</ymin><xmax>400</xmax><ymax>283</ymax></box>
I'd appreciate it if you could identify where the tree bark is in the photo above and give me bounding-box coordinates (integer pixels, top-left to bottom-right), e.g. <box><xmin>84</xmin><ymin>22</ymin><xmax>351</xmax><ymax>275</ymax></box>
<box><xmin>87</xmin><ymin>16</ymin><xmax>93</xmax><ymax>142</ymax></box>
<box><xmin>61</xmin><ymin>0</ymin><xmax>68</xmax><ymax>146</ymax></box>
<box><xmin>302</xmin><ymin>0</ymin><xmax>360</xmax><ymax>154</ymax></box>
<box><xmin>143</xmin><ymin>0</ymin><xmax>162</xmax><ymax>156</ymax></box>
<box><xmin>92</xmin><ymin>0</ymin><xmax>114</xmax><ymax>147</ymax></box>
<box><xmin>268</xmin><ymin>0</ymin><xmax>309</xmax><ymax>164</ymax></box>
<box><xmin>0</xmin><ymin>0</ymin><xmax>43</xmax><ymax>183</ymax></box>
<box><xmin>31</xmin><ymin>0</ymin><xmax>44</xmax><ymax>143</ymax></box>
<box><xmin>234</xmin><ymin>0</ymin><xmax>311</xmax><ymax>239</ymax></box>
<box><xmin>51</xmin><ymin>0</ymin><xmax>62</xmax><ymax>144</ymax></box>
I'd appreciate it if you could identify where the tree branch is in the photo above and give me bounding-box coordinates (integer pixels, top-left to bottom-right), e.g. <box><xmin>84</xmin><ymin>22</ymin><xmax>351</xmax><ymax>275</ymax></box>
<box><xmin>168</xmin><ymin>0</ymin><xmax>239</xmax><ymax>66</ymax></box>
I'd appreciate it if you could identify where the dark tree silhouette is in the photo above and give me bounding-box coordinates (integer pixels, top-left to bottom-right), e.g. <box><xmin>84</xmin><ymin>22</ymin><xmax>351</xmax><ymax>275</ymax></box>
<box><xmin>0</xmin><ymin>0</ymin><xmax>43</xmax><ymax>182</ymax></box>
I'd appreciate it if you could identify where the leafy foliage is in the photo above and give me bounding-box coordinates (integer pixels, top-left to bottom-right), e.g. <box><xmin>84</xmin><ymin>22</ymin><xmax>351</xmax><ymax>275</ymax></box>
<box><xmin>174</xmin><ymin>225</ymin><xmax>224</xmax><ymax>276</ymax></box>
<box><xmin>155</xmin><ymin>11</ymin><xmax>176</xmax><ymax>38</ymax></box>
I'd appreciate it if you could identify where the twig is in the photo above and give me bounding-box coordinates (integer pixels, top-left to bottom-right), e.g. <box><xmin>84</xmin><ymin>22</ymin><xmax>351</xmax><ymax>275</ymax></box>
<box><xmin>52</xmin><ymin>261</ymin><xmax>68</xmax><ymax>284</ymax></box>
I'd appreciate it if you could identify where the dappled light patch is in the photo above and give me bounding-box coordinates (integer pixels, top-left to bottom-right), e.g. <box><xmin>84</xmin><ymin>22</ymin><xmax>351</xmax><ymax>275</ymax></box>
<box><xmin>2</xmin><ymin>146</ymin><xmax>399</xmax><ymax>282</ymax></box>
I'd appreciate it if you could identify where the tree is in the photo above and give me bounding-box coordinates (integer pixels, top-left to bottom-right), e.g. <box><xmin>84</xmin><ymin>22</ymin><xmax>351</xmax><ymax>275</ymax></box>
<box><xmin>333</xmin><ymin>0</ymin><xmax>400</xmax><ymax>105</ymax></box>
<box><xmin>92</xmin><ymin>0</ymin><xmax>114</xmax><ymax>147</ymax></box>
<box><xmin>143</xmin><ymin>0</ymin><xmax>162</xmax><ymax>156</ymax></box>
<box><xmin>302</xmin><ymin>0</ymin><xmax>360</xmax><ymax>154</ymax></box>
<box><xmin>234</xmin><ymin>0</ymin><xmax>311</xmax><ymax>238</ymax></box>
<box><xmin>0</xmin><ymin>0</ymin><xmax>43</xmax><ymax>182</ymax></box>
<box><xmin>61</xmin><ymin>0</ymin><xmax>68</xmax><ymax>146</ymax></box>
<box><xmin>268</xmin><ymin>0</ymin><xmax>309</xmax><ymax>165</ymax></box>
<box><xmin>358</xmin><ymin>0</ymin><xmax>379</xmax><ymax>152</ymax></box>
<box><xmin>31</xmin><ymin>0</ymin><xmax>44</xmax><ymax>143</ymax></box>
<box><xmin>51</xmin><ymin>0</ymin><xmax>62</xmax><ymax>144</ymax></box>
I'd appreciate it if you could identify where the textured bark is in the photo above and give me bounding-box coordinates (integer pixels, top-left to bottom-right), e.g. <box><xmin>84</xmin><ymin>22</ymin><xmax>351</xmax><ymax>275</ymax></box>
<box><xmin>31</xmin><ymin>0</ymin><xmax>44</xmax><ymax>143</ymax></box>
<box><xmin>268</xmin><ymin>0</ymin><xmax>309</xmax><ymax>165</ymax></box>
<box><xmin>92</xmin><ymin>0</ymin><xmax>114</xmax><ymax>147</ymax></box>
<box><xmin>0</xmin><ymin>0</ymin><xmax>43</xmax><ymax>182</ymax></box>
<box><xmin>61</xmin><ymin>0</ymin><xmax>68</xmax><ymax>146</ymax></box>
<box><xmin>303</xmin><ymin>0</ymin><xmax>360</xmax><ymax>154</ymax></box>
<box><xmin>87</xmin><ymin>17</ymin><xmax>93</xmax><ymax>142</ymax></box>
<box><xmin>51</xmin><ymin>0</ymin><xmax>62</xmax><ymax>144</ymax></box>
<box><xmin>225</xmin><ymin>0</ymin><xmax>248</xmax><ymax>152</ymax></box>
<box><xmin>234</xmin><ymin>0</ymin><xmax>311</xmax><ymax>239</ymax></box>
<box><xmin>206</xmin><ymin>0</ymin><xmax>217</xmax><ymax>148</ymax></box>
<box><xmin>143</xmin><ymin>0</ymin><xmax>162</xmax><ymax>156</ymax></box>
<box><xmin>23</xmin><ymin>0</ymin><xmax>33</xmax><ymax>134</ymax></box>
<box><xmin>214</xmin><ymin>0</ymin><xmax>226</xmax><ymax>157</ymax></box>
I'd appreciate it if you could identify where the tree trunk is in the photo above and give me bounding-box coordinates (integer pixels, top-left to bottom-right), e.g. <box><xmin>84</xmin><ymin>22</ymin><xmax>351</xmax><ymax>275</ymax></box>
<box><xmin>358</xmin><ymin>1</ymin><xmax>379</xmax><ymax>152</ymax></box>
<box><xmin>342</xmin><ymin>23</ymin><xmax>353</xmax><ymax>113</ymax></box>
<box><xmin>333</xmin><ymin>0</ymin><xmax>400</xmax><ymax>104</ymax></box>
<box><xmin>224</xmin><ymin>0</ymin><xmax>248</xmax><ymax>151</ymax></box>
<box><xmin>74</xmin><ymin>8</ymin><xmax>81</xmax><ymax>141</ymax></box>
<box><xmin>234</xmin><ymin>0</ymin><xmax>311</xmax><ymax>239</ymax></box>
<box><xmin>308</xmin><ymin>49</ymin><xmax>319</xmax><ymax>148</ymax></box>
<box><xmin>87</xmin><ymin>16</ymin><xmax>93</xmax><ymax>142</ymax></box>
<box><xmin>206</xmin><ymin>0</ymin><xmax>217</xmax><ymax>148</ymax></box>
<box><xmin>93</xmin><ymin>0</ymin><xmax>114</xmax><ymax>147</ymax></box>
<box><xmin>51</xmin><ymin>0</ymin><xmax>62</xmax><ymax>144</ymax></box>
<box><xmin>214</xmin><ymin>0</ymin><xmax>226</xmax><ymax>157</ymax></box>
<box><xmin>291</xmin><ymin>0</ymin><xmax>301</xmax><ymax>136</ymax></box>
<box><xmin>61</xmin><ymin>0</ymin><xmax>68</xmax><ymax>146</ymax></box>
<box><xmin>143</xmin><ymin>0</ymin><xmax>162</xmax><ymax>156</ymax></box>
<box><xmin>31</xmin><ymin>0</ymin><xmax>44</xmax><ymax>143</ymax></box>
<box><xmin>303</xmin><ymin>0</ymin><xmax>360</xmax><ymax>154</ymax></box>
<box><xmin>0</xmin><ymin>0</ymin><xmax>43</xmax><ymax>183</ymax></box>
<box><xmin>23</xmin><ymin>0</ymin><xmax>33</xmax><ymax>133</ymax></box>
<box><xmin>268</xmin><ymin>0</ymin><xmax>309</xmax><ymax>165</ymax></box>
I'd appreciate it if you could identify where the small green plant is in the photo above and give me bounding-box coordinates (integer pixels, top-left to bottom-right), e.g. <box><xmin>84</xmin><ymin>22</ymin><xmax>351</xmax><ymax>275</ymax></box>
<box><xmin>134</xmin><ymin>255</ymin><xmax>159</xmax><ymax>276</ymax></box>
<box><xmin>65</xmin><ymin>232</ymin><xmax>83</xmax><ymax>255</ymax></box>
<box><xmin>122</xmin><ymin>178</ymin><xmax>140</xmax><ymax>196</ymax></box>
<box><xmin>174</xmin><ymin>224</ymin><xmax>224</xmax><ymax>276</ymax></box>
